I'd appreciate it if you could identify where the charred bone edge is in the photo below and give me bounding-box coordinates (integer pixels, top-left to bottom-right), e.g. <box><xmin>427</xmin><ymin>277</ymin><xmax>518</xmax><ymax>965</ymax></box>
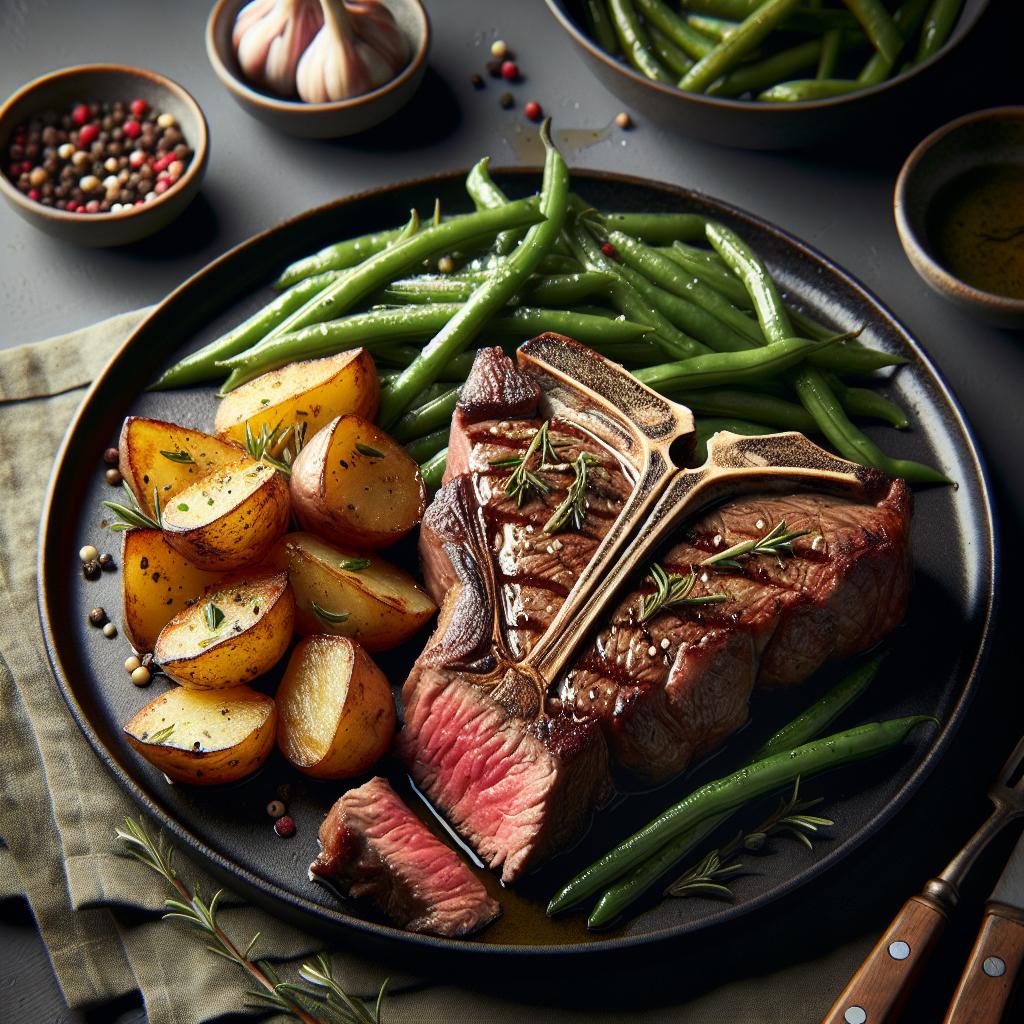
<box><xmin>494</xmin><ymin>337</ymin><xmax>885</xmax><ymax>707</ymax></box>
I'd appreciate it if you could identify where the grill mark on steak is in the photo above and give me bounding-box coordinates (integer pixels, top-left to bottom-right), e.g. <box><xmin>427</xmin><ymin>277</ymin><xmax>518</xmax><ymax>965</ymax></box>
<box><xmin>401</xmin><ymin>343</ymin><xmax>913</xmax><ymax>878</ymax></box>
<box><xmin>310</xmin><ymin>777</ymin><xmax>500</xmax><ymax>937</ymax></box>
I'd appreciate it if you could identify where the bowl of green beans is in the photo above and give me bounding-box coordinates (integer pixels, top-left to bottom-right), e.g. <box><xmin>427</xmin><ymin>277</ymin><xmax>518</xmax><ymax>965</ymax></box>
<box><xmin>545</xmin><ymin>0</ymin><xmax>988</xmax><ymax>149</ymax></box>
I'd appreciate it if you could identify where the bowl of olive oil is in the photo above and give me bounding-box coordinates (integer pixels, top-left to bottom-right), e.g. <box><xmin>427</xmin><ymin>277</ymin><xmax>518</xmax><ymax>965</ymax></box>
<box><xmin>895</xmin><ymin>106</ymin><xmax>1024</xmax><ymax>328</ymax></box>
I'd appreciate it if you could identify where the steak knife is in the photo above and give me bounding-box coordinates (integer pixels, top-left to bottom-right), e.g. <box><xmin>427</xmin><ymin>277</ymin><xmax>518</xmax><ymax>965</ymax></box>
<box><xmin>943</xmin><ymin>830</ymin><xmax>1024</xmax><ymax>1023</ymax></box>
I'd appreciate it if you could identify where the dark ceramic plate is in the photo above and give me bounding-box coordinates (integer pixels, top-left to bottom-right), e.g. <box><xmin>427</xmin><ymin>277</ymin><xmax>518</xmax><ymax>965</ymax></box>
<box><xmin>39</xmin><ymin>170</ymin><xmax>996</xmax><ymax>963</ymax></box>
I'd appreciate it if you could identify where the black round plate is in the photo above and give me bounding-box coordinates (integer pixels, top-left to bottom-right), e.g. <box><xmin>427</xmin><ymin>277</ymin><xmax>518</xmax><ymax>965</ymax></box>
<box><xmin>38</xmin><ymin>170</ymin><xmax>996</xmax><ymax>961</ymax></box>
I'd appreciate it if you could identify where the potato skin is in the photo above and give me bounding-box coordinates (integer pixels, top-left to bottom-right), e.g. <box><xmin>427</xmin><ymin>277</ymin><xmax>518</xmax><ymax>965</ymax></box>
<box><xmin>118</xmin><ymin>416</ymin><xmax>246</xmax><ymax>520</ymax></box>
<box><xmin>214</xmin><ymin>348</ymin><xmax>379</xmax><ymax>447</ymax></box>
<box><xmin>124</xmin><ymin>685</ymin><xmax>277</xmax><ymax>785</ymax></box>
<box><xmin>121</xmin><ymin>529</ymin><xmax>222</xmax><ymax>652</ymax></box>
<box><xmin>267</xmin><ymin>532</ymin><xmax>436</xmax><ymax>652</ymax></box>
<box><xmin>154</xmin><ymin>571</ymin><xmax>294</xmax><ymax>689</ymax></box>
<box><xmin>276</xmin><ymin>635</ymin><xmax>396</xmax><ymax>779</ymax></box>
<box><xmin>289</xmin><ymin>415</ymin><xmax>426</xmax><ymax>550</ymax></box>
<box><xmin>162</xmin><ymin>459</ymin><xmax>290</xmax><ymax>570</ymax></box>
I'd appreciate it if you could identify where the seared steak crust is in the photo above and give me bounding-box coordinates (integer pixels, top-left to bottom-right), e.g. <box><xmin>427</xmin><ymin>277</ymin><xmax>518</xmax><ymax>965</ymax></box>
<box><xmin>310</xmin><ymin>777</ymin><xmax>500</xmax><ymax>937</ymax></box>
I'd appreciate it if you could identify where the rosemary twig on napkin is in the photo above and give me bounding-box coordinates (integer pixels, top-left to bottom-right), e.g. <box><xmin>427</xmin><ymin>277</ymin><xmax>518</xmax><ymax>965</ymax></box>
<box><xmin>116</xmin><ymin>817</ymin><xmax>386</xmax><ymax>1024</ymax></box>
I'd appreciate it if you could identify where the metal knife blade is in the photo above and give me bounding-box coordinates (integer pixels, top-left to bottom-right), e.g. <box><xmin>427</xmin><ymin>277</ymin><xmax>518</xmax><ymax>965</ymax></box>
<box><xmin>990</xmin><ymin>829</ymin><xmax>1024</xmax><ymax>911</ymax></box>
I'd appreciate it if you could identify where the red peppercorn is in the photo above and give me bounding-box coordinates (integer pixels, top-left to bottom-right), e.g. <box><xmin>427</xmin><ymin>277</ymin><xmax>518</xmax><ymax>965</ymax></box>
<box><xmin>153</xmin><ymin>153</ymin><xmax>172</xmax><ymax>172</ymax></box>
<box><xmin>71</xmin><ymin>103</ymin><xmax>90</xmax><ymax>126</ymax></box>
<box><xmin>601</xmin><ymin>242</ymin><xmax>618</xmax><ymax>259</ymax></box>
<box><xmin>273</xmin><ymin>815</ymin><xmax>296</xmax><ymax>838</ymax></box>
<box><xmin>524</xmin><ymin>100</ymin><xmax>543</xmax><ymax>122</ymax></box>
<box><xmin>130</xmin><ymin>98</ymin><xmax>147</xmax><ymax>117</ymax></box>
<box><xmin>28</xmin><ymin>188</ymin><xmax>40</xmax><ymax>201</ymax></box>
<box><xmin>154</xmin><ymin>178</ymin><xmax>171</xmax><ymax>195</ymax></box>
<box><xmin>500</xmin><ymin>60</ymin><xmax>519</xmax><ymax>81</ymax></box>
<box><xmin>21</xmin><ymin>161</ymin><xmax>32</xmax><ymax>174</ymax></box>
<box><xmin>123</xmin><ymin>119</ymin><xmax>141</xmax><ymax>140</ymax></box>
<box><xmin>66</xmin><ymin>201</ymin><xmax>78</xmax><ymax>212</ymax></box>
<box><xmin>79</xmin><ymin>123</ymin><xmax>99</xmax><ymax>146</ymax></box>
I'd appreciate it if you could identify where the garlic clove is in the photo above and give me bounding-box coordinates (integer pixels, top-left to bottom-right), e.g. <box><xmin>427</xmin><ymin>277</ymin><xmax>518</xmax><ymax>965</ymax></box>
<box><xmin>234</xmin><ymin>0</ymin><xmax>324</xmax><ymax>98</ymax></box>
<box><xmin>346</xmin><ymin>1</ymin><xmax>409</xmax><ymax>73</ymax></box>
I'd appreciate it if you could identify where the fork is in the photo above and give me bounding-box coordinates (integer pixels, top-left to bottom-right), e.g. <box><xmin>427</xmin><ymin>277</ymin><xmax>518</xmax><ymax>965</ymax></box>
<box><xmin>822</xmin><ymin>734</ymin><xmax>1024</xmax><ymax>1024</ymax></box>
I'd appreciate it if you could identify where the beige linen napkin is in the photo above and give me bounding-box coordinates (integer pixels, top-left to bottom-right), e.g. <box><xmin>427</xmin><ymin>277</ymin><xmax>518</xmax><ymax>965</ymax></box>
<box><xmin>0</xmin><ymin>310</ymin><xmax>874</xmax><ymax>1024</ymax></box>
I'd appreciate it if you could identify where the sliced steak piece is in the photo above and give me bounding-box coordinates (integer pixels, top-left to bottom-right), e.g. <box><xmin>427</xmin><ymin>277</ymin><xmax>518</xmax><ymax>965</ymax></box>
<box><xmin>403</xmin><ymin>341</ymin><xmax>913</xmax><ymax>873</ymax></box>
<box><xmin>310</xmin><ymin>777</ymin><xmax>500</xmax><ymax>937</ymax></box>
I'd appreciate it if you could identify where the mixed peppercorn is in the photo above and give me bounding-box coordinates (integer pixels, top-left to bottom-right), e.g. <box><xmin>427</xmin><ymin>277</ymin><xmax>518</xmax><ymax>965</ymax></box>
<box><xmin>5</xmin><ymin>98</ymin><xmax>194</xmax><ymax>214</ymax></box>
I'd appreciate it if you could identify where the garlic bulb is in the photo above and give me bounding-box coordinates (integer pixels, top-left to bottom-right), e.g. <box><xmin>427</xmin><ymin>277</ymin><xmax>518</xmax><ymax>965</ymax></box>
<box><xmin>296</xmin><ymin>0</ymin><xmax>410</xmax><ymax>104</ymax></box>
<box><xmin>233</xmin><ymin>0</ymin><xmax>324</xmax><ymax>98</ymax></box>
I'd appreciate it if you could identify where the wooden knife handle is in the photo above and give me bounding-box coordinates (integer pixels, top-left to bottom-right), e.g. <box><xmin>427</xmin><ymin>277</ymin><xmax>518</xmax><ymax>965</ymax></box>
<box><xmin>821</xmin><ymin>895</ymin><xmax>948</xmax><ymax>1024</ymax></box>
<box><xmin>943</xmin><ymin>906</ymin><xmax>1024</xmax><ymax>1024</ymax></box>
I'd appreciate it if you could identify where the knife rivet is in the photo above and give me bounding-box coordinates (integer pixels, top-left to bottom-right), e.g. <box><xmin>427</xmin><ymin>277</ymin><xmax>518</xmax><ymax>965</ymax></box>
<box><xmin>983</xmin><ymin>956</ymin><xmax>1006</xmax><ymax>977</ymax></box>
<box><xmin>888</xmin><ymin>940</ymin><xmax>910</xmax><ymax>960</ymax></box>
<box><xmin>844</xmin><ymin>1008</ymin><xmax>867</xmax><ymax>1024</ymax></box>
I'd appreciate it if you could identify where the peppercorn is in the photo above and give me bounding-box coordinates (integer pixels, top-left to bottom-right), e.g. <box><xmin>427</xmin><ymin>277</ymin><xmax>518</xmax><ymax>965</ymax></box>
<box><xmin>80</xmin><ymin>544</ymin><xmax>99</xmax><ymax>563</ymax></box>
<box><xmin>437</xmin><ymin>255</ymin><xmax>455</xmax><ymax>274</ymax></box>
<box><xmin>470</xmin><ymin>73</ymin><xmax>484</xmax><ymax>89</ymax></box>
<box><xmin>486</xmin><ymin>59</ymin><xmax>503</xmax><ymax>78</ymax></box>
<box><xmin>105</xmin><ymin>467</ymin><xmax>123</xmax><ymax>485</ymax></box>
<box><xmin>88</xmin><ymin>607</ymin><xmax>107</xmax><ymax>627</ymax></box>
<box><xmin>102</xmin><ymin>622</ymin><xmax>117</xmax><ymax>638</ymax></box>
<box><xmin>98</xmin><ymin>552</ymin><xmax>115</xmax><ymax>570</ymax></box>
<box><xmin>130</xmin><ymin>666</ymin><xmax>152</xmax><ymax>687</ymax></box>
<box><xmin>82</xmin><ymin>560</ymin><xmax>102</xmax><ymax>580</ymax></box>
<box><xmin>615</xmin><ymin>111</ymin><xmax>633</xmax><ymax>129</ymax></box>
<box><xmin>500</xmin><ymin>60</ymin><xmax>520</xmax><ymax>81</ymax></box>
<box><xmin>125</xmin><ymin>655</ymin><xmax>141</xmax><ymax>673</ymax></box>
<box><xmin>490</xmin><ymin>39</ymin><xmax>509</xmax><ymax>59</ymax></box>
<box><xmin>274</xmin><ymin>816</ymin><xmax>296</xmax><ymax>838</ymax></box>
<box><xmin>499</xmin><ymin>92</ymin><xmax>514</xmax><ymax>109</ymax></box>
<box><xmin>601</xmin><ymin>241</ymin><xmax>618</xmax><ymax>259</ymax></box>
<box><xmin>104</xmin><ymin>447</ymin><xmax>120</xmax><ymax>466</ymax></box>
<box><xmin>266</xmin><ymin>799</ymin><xmax>286</xmax><ymax>818</ymax></box>
<box><xmin>524</xmin><ymin>100</ymin><xmax>543</xmax><ymax>122</ymax></box>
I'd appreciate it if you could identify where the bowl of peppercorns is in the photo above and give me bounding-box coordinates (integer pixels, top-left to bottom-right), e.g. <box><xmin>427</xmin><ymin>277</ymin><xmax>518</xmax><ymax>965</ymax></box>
<box><xmin>0</xmin><ymin>64</ymin><xmax>208</xmax><ymax>246</ymax></box>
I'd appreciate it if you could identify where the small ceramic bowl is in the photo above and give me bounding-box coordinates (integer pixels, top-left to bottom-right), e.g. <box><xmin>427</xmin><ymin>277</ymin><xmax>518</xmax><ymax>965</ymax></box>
<box><xmin>0</xmin><ymin>64</ymin><xmax>208</xmax><ymax>247</ymax></box>
<box><xmin>206</xmin><ymin>0</ymin><xmax>430</xmax><ymax>139</ymax></box>
<box><xmin>895</xmin><ymin>106</ymin><xmax>1024</xmax><ymax>329</ymax></box>
<box><xmin>545</xmin><ymin>0</ymin><xmax>989</xmax><ymax>150</ymax></box>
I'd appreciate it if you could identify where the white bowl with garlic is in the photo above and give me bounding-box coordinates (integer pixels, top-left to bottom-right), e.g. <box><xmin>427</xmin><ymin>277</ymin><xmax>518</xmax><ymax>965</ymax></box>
<box><xmin>206</xmin><ymin>0</ymin><xmax>430</xmax><ymax>138</ymax></box>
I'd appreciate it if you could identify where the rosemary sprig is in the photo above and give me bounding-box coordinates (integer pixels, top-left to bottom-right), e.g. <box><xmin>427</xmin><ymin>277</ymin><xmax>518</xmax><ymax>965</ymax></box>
<box><xmin>103</xmin><ymin>482</ymin><xmax>163</xmax><ymax>531</ymax></box>
<box><xmin>115</xmin><ymin>818</ymin><xmax>385</xmax><ymax>1024</ymax></box>
<box><xmin>147</xmin><ymin>724</ymin><xmax>176</xmax><ymax>745</ymax></box>
<box><xmin>204</xmin><ymin>603</ymin><xmax>225</xmax><ymax>631</ymax></box>
<box><xmin>245</xmin><ymin>420</ymin><xmax>307</xmax><ymax>476</ymax></box>
<box><xmin>160</xmin><ymin>449</ymin><xmax>196</xmax><ymax>465</ymax></box>
<box><xmin>544</xmin><ymin>452</ymin><xmax>598</xmax><ymax>534</ymax></box>
<box><xmin>491</xmin><ymin>421</ymin><xmax>558</xmax><ymax>507</ymax></box>
<box><xmin>666</xmin><ymin>779</ymin><xmax>832</xmax><ymax>900</ymax></box>
<box><xmin>312</xmin><ymin>601</ymin><xmax>350</xmax><ymax>625</ymax></box>
<box><xmin>702</xmin><ymin>520</ymin><xmax>810</xmax><ymax>571</ymax></box>
<box><xmin>640</xmin><ymin>565</ymin><xmax>728</xmax><ymax>623</ymax></box>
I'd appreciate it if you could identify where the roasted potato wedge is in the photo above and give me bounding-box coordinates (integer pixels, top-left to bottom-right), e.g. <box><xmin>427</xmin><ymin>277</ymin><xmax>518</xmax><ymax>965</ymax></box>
<box><xmin>121</xmin><ymin>528</ymin><xmax>222</xmax><ymax>652</ymax></box>
<box><xmin>289</xmin><ymin>415</ymin><xmax>426</xmax><ymax>549</ymax></box>
<box><xmin>118</xmin><ymin>416</ymin><xmax>246</xmax><ymax>520</ymax></box>
<box><xmin>267</xmin><ymin>532</ymin><xmax>436</xmax><ymax>651</ymax></box>
<box><xmin>276</xmin><ymin>635</ymin><xmax>395</xmax><ymax>778</ymax></box>
<box><xmin>214</xmin><ymin>348</ymin><xmax>379</xmax><ymax>449</ymax></box>
<box><xmin>124</xmin><ymin>684</ymin><xmax>276</xmax><ymax>785</ymax></box>
<box><xmin>161</xmin><ymin>458</ymin><xmax>290</xmax><ymax>570</ymax></box>
<box><xmin>154</xmin><ymin>571</ymin><xmax>294</xmax><ymax>688</ymax></box>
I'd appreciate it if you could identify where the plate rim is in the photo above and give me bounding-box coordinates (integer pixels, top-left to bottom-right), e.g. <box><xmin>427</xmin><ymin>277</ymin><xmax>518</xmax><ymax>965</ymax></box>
<box><xmin>37</xmin><ymin>166</ymin><xmax>1000</xmax><ymax>957</ymax></box>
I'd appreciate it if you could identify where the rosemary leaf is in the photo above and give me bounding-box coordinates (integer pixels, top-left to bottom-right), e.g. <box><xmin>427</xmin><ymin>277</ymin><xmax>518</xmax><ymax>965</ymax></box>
<box><xmin>545</xmin><ymin>452</ymin><xmax>598</xmax><ymax>534</ymax></box>
<box><xmin>204</xmin><ymin>603</ymin><xmax>225</xmax><ymax>631</ymax></box>
<box><xmin>355</xmin><ymin>442</ymin><xmax>386</xmax><ymax>459</ymax></box>
<box><xmin>312</xmin><ymin>601</ymin><xmax>349</xmax><ymax>625</ymax></box>
<box><xmin>148</xmin><ymin>724</ymin><xmax>175</xmax><ymax>745</ymax></box>
<box><xmin>338</xmin><ymin>558</ymin><xmax>371</xmax><ymax>572</ymax></box>
<box><xmin>640</xmin><ymin>564</ymin><xmax>727</xmax><ymax>622</ymax></box>
<box><xmin>160</xmin><ymin>449</ymin><xmax>196</xmax><ymax>465</ymax></box>
<box><xmin>703</xmin><ymin>520</ymin><xmax>810</xmax><ymax>571</ymax></box>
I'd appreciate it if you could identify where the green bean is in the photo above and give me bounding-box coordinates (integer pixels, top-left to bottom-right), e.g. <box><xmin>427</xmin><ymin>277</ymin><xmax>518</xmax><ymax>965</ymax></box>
<box><xmin>685</xmin><ymin>13</ymin><xmax>742</xmax><ymax>41</ymax></box>
<box><xmin>758</xmin><ymin>78</ymin><xmax>863</xmax><ymax>101</ymax></box>
<box><xmin>672</xmin><ymin>388</ymin><xmax>817</xmax><ymax>431</ymax></box>
<box><xmin>693</xmin><ymin>416</ymin><xmax>774</xmax><ymax>461</ymax></box>
<box><xmin>649</xmin><ymin>24</ymin><xmax>696</xmax><ymax>77</ymax></box>
<box><xmin>404</xmin><ymin>428</ymin><xmax>450</xmax><ymax>463</ymax></box>
<box><xmin>858</xmin><ymin>0</ymin><xmax>930</xmax><ymax>84</ymax></box>
<box><xmin>377</xmin><ymin>125</ymin><xmax>569</xmax><ymax>427</ymax></box>
<box><xmin>914</xmin><ymin>0</ymin><xmax>962</xmax><ymax>62</ymax></box>
<box><xmin>391</xmin><ymin>387</ymin><xmax>461</xmax><ymax>443</ymax></box>
<box><xmin>816</xmin><ymin>28</ymin><xmax>843</xmax><ymax>78</ymax></box>
<box><xmin>601</xmin><ymin>210</ymin><xmax>707</xmax><ymax>243</ymax></box>
<box><xmin>609</xmin><ymin>0</ymin><xmax>674</xmax><ymax>80</ymax></box>
<box><xmin>680</xmin><ymin>0</ymin><xmax>802</xmax><ymax>94</ymax></box>
<box><xmin>406</xmin><ymin>382</ymin><xmax>452</xmax><ymax>410</ymax></box>
<box><xmin>420</xmin><ymin>448</ymin><xmax>447</xmax><ymax>489</ymax></box>
<box><xmin>706</xmin><ymin>220</ymin><xmax>948</xmax><ymax>483</ymax></box>
<box><xmin>842</xmin><ymin>0</ymin><xmax>903</xmax><ymax>63</ymax></box>
<box><xmin>584</xmin><ymin>657</ymin><xmax>887</xmax><ymax>926</ymax></box>
<box><xmin>682</xmin><ymin>0</ymin><xmax>860</xmax><ymax>32</ymax></box>
<box><xmin>634</xmin><ymin>334</ymin><xmax>841</xmax><ymax>392</ymax></box>
<box><xmin>273</xmin><ymin>226</ymin><xmax>405</xmax><ymax>291</ymax></box>
<box><xmin>549</xmin><ymin>715</ymin><xmax>932</xmax><ymax>916</ymax></box>
<box><xmin>583</xmin><ymin>0</ymin><xmax>620</xmax><ymax>54</ymax></box>
<box><xmin>465</xmin><ymin>156</ymin><xmax>524</xmax><ymax>256</ymax></box>
<box><xmin>708</xmin><ymin>38</ymin><xmax>822</xmax><ymax>96</ymax></box>
<box><xmin>828</xmin><ymin>378</ymin><xmax>910</xmax><ymax>429</ymax></box>
<box><xmin>754</xmin><ymin>653</ymin><xmax>886</xmax><ymax>760</ymax></box>
<box><xmin>381</xmin><ymin>271</ymin><xmax>612</xmax><ymax>307</ymax></box>
<box><xmin>152</xmin><ymin>271</ymin><xmax>338</xmax><ymax>390</ymax></box>
<box><xmin>635</xmin><ymin>0</ymin><xmax>716</xmax><ymax>60</ymax></box>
